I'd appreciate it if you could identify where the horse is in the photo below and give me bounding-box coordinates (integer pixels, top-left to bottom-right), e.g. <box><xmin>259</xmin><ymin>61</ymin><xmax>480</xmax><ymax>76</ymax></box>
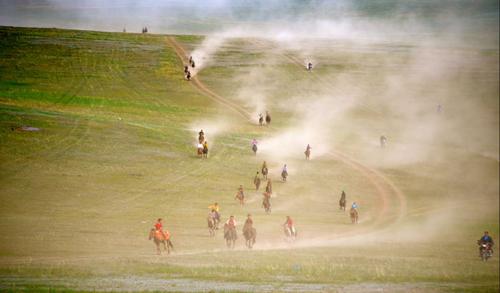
<box><xmin>148</xmin><ymin>229</ymin><xmax>173</xmax><ymax>255</ymax></box>
<box><xmin>207</xmin><ymin>216</ymin><xmax>216</xmax><ymax>237</ymax></box>
<box><xmin>252</xmin><ymin>144</ymin><xmax>258</xmax><ymax>155</ymax></box>
<box><xmin>197</xmin><ymin>144</ymin><xmax>203</xmax><ymax>157</ymax></box>
<box><xmin>243</xmin><ymin>225</ymin><xmax>256</xmax><ymax>249</ymax></box>
<box><xmin>254</xmin><ymin>176</ymin><xmax>261</xmax><ymax>191</ymax></box>
<box><xmin>265</xmin><ymin>180</ymin><xmax>272</xmax><ymax>194</ymax></box>
<box><xmin>198</xmin><ymin>134</ymin><xmax>205</xmax><ymax>144</ymax></box>
<box><xmin>265</xmin><ymin>113</ymin><xmax>271</xmax><ymax>125</ymax></box>
<box><xmin>262</xmin><ymin>195</ymin><xmax>271</xmax><ymax>214</ymax></box>
<box><xmin>283</xmin><ymin>225</ymin><xmax>296</xmax><ymax>241</ymax></box>
<box><xmin>235</xmin><ymin>192</ymin><xmax>245</xmax><ymax>206</ymax></box>
<box><xmin>259</xmin><ymin>115</ymin><xmax>264</xmax><ymax>126</ymax></box>
<box><xmin>202</xmin><ymin>145</ymin><xmax>208</xmax><ymax>158</ymax></box>
<box><xmin>224</xmin><ymin>224</ymin><xmax>237</xmax><ymax>249</ymax></box>
<box><xmin>281</xmin><ymin>170</ymin><xmax>288</xmax><ymax>182</ymax></box>
<box><xmin>304</xmin><ymin>148</ymin><xmax>311</xmax><ymax>160</ymax></box>
<box><xmin>261</xmin><ymin>167</ymin><xmax>268</xmax><ymax>180</ymax></box>
<box><xmin>339</xmin><ymin>196</ymin><xmax>346</xmax><ymax>211</ymax></box>
<box><xmin>350</xmin><ymin>208</ymin><xmax>359</xmax><ymax>224</ymax></box>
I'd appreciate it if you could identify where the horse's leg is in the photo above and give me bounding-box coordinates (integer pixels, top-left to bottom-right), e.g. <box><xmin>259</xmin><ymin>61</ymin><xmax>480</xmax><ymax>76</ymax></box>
<box><xmin>156</xmin><ymin>242</ymin><xmax>161</xmax><ymax>255</ymax></box>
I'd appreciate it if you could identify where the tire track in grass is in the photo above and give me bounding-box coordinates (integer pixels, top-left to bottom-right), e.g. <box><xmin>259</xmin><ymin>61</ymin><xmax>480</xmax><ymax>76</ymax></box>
<box><xmin>168</xmin><ymin>36</ymin><xmax>408</xmax><ymax>240</ymax></box>
<box><xmin>166</xmin><ymin>36</ymin><xmax>254</xmax><ymax>123</ymax></box>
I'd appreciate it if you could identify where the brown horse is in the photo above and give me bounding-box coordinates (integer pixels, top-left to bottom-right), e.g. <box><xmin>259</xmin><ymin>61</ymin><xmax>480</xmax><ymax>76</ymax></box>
<box><xmin>262</xmin><ymin>194</ymin><xmax>271</xmax><ymax>214</ymax></box>
<box><xmin>304</xmin><ymin>149</ymin><xmax>311</xmax><ymax>160</ymax></box>
<box><xmin>281</xmin><ymin>170</ymin><xmax>288</xmax><ymax>182</ymax></box>
<box><xmin>148</xmin><ymin>229</ymin><xmax>174</xmax><ymax>255</ymax></box>
<box><xmin>207</xmin><ymin>216</ymin><xmax>216</xmax><ymax>237</ymax></box>
<box><xmin>339</xmin><ymin>197</ymin><xmax>346</xmax><ymax>211</ymax></box>
<box><xmin>350</xmin><ymin>208</ymin><xmax>359</xmax><ymax>224</ymax></box>
<box><xmin>243</xmin><ymin>225</ymin><xmax>257</xmax><ymax>249</ymax></box>
<box><xmin>224</xmin><ymin>224</ymin><xmax>237</xmax><ymax>249</ymax></box>
<box><xmin>254</xmin><ymin>175</ymin><xmax>261</xmax><ymax>191</ymax></box>
<box><xmin>261</xmin><ymin>166</ymin><xmax>268</xmax><ymax>180</ymax></box>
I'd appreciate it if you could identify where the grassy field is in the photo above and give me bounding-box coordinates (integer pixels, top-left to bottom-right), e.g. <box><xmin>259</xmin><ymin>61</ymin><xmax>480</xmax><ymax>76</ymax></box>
<box><xmin>0</xmin><ymin>26</ymin><xmax>498</xmax><ymax>292</ymax></box>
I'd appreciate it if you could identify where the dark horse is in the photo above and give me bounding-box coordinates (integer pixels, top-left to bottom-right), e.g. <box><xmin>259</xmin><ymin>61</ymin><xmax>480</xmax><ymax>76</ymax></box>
<box><xmin>252</xmin><ymin>144</ymin><xmax>258</xmax><ymax>155</ymax></box>
<box><xmin>350</xmin><ymin>208</ymin><xmax>359</xmax><ymax>224</ymax></box>
<box><xmin>243</xmin><ymin>225</ymin><xmax>256</xmax><ymax>249</ymax></box>
<box><xmin>224</xmin><ymin>224</ymin><xmax>237</xmax><ymax>249</ymax></box>
<box><xmin>207</xmin><ymin>216</ymin><xmax>216</xmax><ymax>237</ymax></box>
<box><xmin>339</xmin><ymin>191</ymin><xmax>346</xmax><ymax>211</ymax></box>
<box><xmin>262</xmin><ymin>166</ymin><xmax>268</xmax><ymax>180</ymax></box>
<box><xmin>281</xmin><ymin>170</ymin><xmax>288</xmax><ymax>182</ymax></box>
<box><xmin>149</xmin><ymin>229</ymin><xmax>174</xmax><ymax>255</ymax></box>
<box><xmin>265</xmin><ymin>112</ymin><xmax>271</xmax><ymax>125</ymax></box>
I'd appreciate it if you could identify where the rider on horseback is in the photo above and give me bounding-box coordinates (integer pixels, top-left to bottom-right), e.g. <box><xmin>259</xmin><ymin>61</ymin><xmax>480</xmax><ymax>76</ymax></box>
<box><xmin>154</xmin><ymin>218</ymin><xmax>169</xmax><ymax>239</ymax></box>
<box><xmin>244</xmin><ymin>214</ymin><xmax>253</xmax><ymax>228</ymax></box>
<box><xmin>352</xmin><ymin>202</ymin><xmax>358</xmax><ymax>209</ymax></box>
<box><xmin>254</xmin><ymin>172</ymin><xmax>261</xmax><ymax>190</ymax></box>
<box><xmin>226</xmin><ymin>215</ymin><xmax>237</xmax><ymax>229</ymax></box>
<box><xmin>478</xmin><ymin>231</ymin><xmax>494</xmax><ymax>256</ymax></box>
<box><xmin>284</xmin><ymin>216</ymin><xmax>296</xmax><ymax>237</ymax></box>
<box><xmin>265</xmin><ymin>179</ymin><xmax>272</xmax><ymax>194</ymax></box>
<box><xmin>208</xmin><ymin>202</ymin><xmax>220</xmax><ymax>222</ymax></box>
<box><xmin>235</xmin><ymin>185</ymin><xmax>245</xmax><ymax>204</ymax></box>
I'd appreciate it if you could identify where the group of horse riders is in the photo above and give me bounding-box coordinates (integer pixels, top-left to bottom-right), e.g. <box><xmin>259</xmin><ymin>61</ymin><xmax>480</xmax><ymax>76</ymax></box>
<box><xmin>258</xmin><ymin>111</ymin><xmax>272</xmax><ymax>126</ymax></box>
<box><xmin>197</xmin><ymin>129</ymin><xmax>209</xmax><ymax>158</ymax></box>
<box><xmin>183</xmin><ymin>56</ymin><xmax>196</xmax><ymax>80</ymax></box>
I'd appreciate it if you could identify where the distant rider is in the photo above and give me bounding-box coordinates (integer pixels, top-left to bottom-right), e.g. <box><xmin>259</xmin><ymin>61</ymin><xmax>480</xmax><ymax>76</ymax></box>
<box><xmin>254</xmin><ymin>171</ymin><xmax>261</xmax><ymax>190</ymax></box>
<box><xmin>478</xmin><ymin>231</ymin><xmax>494</xmax><ymax>255</ymax></box>
<box><xmin>284</xmin><ymin>216</ymin><xmax>296</xmax><ymax>237</ymax></box>
<box><xmin>154</xmin><ymin>218</ymin><xmax>168</xmax><ymax>239</ymax></box>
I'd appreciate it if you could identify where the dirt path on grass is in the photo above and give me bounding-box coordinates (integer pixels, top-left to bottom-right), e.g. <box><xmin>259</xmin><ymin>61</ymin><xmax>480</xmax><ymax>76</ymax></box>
<box><xmin>166</xmin><ymin>36</ymin><xmax>407</xmax><ymax>240</ymax></box>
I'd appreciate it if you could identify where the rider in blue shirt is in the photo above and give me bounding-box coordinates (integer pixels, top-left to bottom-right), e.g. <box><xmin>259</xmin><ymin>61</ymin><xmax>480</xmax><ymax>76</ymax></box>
<box><xmin>352</xmin><ymin>202</ymin><xmax>358</xmax><ymax>209</ymax></box>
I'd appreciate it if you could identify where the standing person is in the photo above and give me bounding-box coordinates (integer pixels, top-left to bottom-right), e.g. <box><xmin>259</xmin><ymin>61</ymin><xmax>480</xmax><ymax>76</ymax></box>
<box><xmin>254</xmin><ymin>172</ymin><xmax>261</xmax><ymax>191</ymax></box>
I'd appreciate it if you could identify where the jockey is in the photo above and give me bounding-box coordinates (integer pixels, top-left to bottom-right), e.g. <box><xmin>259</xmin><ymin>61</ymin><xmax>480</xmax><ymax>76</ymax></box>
<box><xmin>284</xmin><ymin>216</ymin><xmax>296</xmax><ymax>236</ymax></box>
<box><xmin>265</xmin><ymin>179</ymin><xmax>272</xmax><ymax>194</ymax></box>
<box><xmin>208</xmin><ymin>202</ymin><xmax>220</xmax><ymax>221</ymax></box>
<box><xmin>282</xmin><ymin>164</ymin><xmax>288</xmax><ymax>173</ymax></box>
<box><xmin>203</xmin><ymin>141</ymin><xmax>208</xmax><ymax>153</ymax></box>
<box><xmin>341</xmin><ymin>190</ymin><xmax>346</xmax><ymax>200</ymax></box>
<box><xmin>306</xmin><ymin>144</ymin><xmax>311</xmax><ymax>152</ymax></box>
<box><xmin>478</xmin><ymin>231</ymin><xmax>494</xmax><ymax>255</ymax></box>
<box><xmin>245</xmin><ymin>214</ymin><xmax>253</xmax><ymax>227</ymax></box>
<box><xmin>226</xmin><ymin>215</ymin><xmax>237</xmax><ymax>229</ymax></box>
<box><xmin>154</xmin><ymin>218</ymin><xmax>168</xmax><ymax>239</ymax></box>
<box><xmin>351</xmin><ymin>202</ymin><xmax>358</xmax><ymax>209</ymax></box>
<box><xmin>251</xmin><ymin>139</ymin><xmax>258</xmax><ymax>146</ymax></box>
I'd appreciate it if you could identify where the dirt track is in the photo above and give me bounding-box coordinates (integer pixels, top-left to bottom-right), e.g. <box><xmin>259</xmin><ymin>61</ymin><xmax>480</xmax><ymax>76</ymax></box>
<box><xmin>166</xmin><ymin>36</ymin><xmax>407</xmax><ymax>240</ymax></box>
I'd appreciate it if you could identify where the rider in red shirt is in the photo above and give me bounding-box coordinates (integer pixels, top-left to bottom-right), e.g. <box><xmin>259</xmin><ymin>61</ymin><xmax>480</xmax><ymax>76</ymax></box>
<box><xmin>155</xmin><ymin>218</ymin><xmax>168</xmax><ymax>239</ymax></box>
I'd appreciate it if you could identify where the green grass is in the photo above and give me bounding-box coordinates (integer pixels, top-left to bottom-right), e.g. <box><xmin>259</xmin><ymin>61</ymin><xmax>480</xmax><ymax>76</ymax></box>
<box><xmin>0</xmin><ymin>26</ymin><xmax>498</xmax><ymax>292</ymax></box>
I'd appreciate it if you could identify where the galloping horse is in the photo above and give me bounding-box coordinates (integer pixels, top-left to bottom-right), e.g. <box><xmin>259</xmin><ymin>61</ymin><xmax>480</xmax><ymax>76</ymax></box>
<box><xmin>350</xmin><ymin>208</ymin><xmax>359</xmax><ymax>224</ymax></box>
<box><xmin>265</xmin><ymin>112</ymin><xmax>271</xmax><ymax>125</ymax></box>
<box><xmin>262</xmin><ymin>166</ymin><xmax>268</xmax><ymax>180</ymax></box>
<box><xmin>283</xmin><ymin>225</ymin><xmax>296</xmax><ymax>241</ymax></box>
<box><xmin>252</xmin><ymin>144</ymin><xmax>258</xmax><ymax>155</ymax></box>
<box><xmin>224</xmin><ymin>224</ymin><xmax>237</xmax><ymax>249</ymax></box>
<box><xmin>339</xmin><ymin>196</ymin><xmax>346</xmax><ymax>211</ymax></box>
<box><xmin>207</xmin><ymin>216</ymin><xmax>216</xmax><ymax>237</ymax></box>
<box><xmin>281</xmin><ymin>170</ymin><xmax>288</xmax><ymax>182</ymax></box>
<box><xmin>149</xmin><ymin>229</ymin><xmax>174</xmax><ymax>255</ymax></box>
<box><xmin>243</xmin><ymin>225</ymin><xmax>256</xmax><ymax>249</ymax></box>
<box><xmin>262</xmin><ymin>193</ymin><xmax>271</xmax><ymax>213</ymax></box>
<box><xmin>304</xmin><ymin>148</ymin><xmax>311</xmax><ymax>160</ymax></box>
